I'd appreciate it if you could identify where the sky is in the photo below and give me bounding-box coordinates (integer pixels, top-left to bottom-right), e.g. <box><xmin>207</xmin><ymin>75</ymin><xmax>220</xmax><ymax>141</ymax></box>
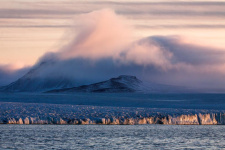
<box><xmin>1</xmin><ymin>0</ymin><xmax>225</xmax><ymax>67</ymax></box>
<box><xmin>0</xmin><ymin>0</ymin><xmax>225</xmax><ymax>90</ymax></box>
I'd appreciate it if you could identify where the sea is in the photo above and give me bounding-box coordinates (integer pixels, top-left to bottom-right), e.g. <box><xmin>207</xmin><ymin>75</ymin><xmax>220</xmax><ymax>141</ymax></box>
<box><xmin>0</xmin><ymin>125</ymin><xmax>225</xmax><ymax>149</ymax></box>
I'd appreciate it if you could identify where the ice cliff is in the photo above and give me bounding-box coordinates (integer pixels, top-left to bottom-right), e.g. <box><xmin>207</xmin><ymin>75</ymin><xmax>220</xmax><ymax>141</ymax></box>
<box><xmin>0</xmin><ymin>102</ymin><xmax>224</xmax><ymax>125</ymax></box>
<box><xmin>3</xmin><ymin>113</ymin><xmax>225</xmax><ymax>125</ymax></box>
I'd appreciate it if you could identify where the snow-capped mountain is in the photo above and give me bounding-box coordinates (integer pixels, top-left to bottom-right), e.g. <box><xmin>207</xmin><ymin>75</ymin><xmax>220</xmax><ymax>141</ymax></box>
<box><xmin>46</xmin><ymin>75</ymin><xmax>189</xmax><ymax>93</ymax></box>
<box><xmin>0</xmin><ymin>58</ymin><xmax>191</xmax><ymax>93</ymax></box>
<box><xmin>46</xmin><ymin>75</ymin><xmax>141</xmax><ymax>93</ymax></box>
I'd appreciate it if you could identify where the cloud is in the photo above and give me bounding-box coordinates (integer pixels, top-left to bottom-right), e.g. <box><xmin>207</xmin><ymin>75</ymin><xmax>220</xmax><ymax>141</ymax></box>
<box><xmin>4</xmin><ymin>8</ymin><xmax>225</xmax><ymax>91</ymax></box>
<box><xmin>58</xmin><ymin>9</ymin><xmax>134</xmax><ymax>60</ymax></box>
<box><xmin>46</xmin><ymin>9</ymin><xmax>225</xmax><ymax>71</ymax></box>
<box><xmin>118</xmin><ymin>37</ymin><xmax>173</xmax><ymax>70</ymax></box>
<box><xmin>0</xmin><ymin>64</ymin><xmax>30</xmax><ymax>86</ymax></box>
<box><xmin>136</xmin><ymin>24</ymin><xmax>225</xmax><ymax>29</ymax></box>
<box><xmin>2</xmin><ymin>1</ymin><xmax>225</xmax><ymax>28</ymax></box>
<box><xmin>151</xmin><ymin>36</ymin><xmax>225</xmax><ymax>66</ymax></box>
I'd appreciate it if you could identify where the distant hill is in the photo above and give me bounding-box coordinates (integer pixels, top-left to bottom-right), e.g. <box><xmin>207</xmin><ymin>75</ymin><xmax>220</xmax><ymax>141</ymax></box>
<box><xmin>46</xmin><ymin>75</ymin><xmax>190</xmax><ymax>93</ymax></box>
<box><xmin>47</xmin><ymin>75</ymin><xmax>141</xmax><ymax>93</ymax></box>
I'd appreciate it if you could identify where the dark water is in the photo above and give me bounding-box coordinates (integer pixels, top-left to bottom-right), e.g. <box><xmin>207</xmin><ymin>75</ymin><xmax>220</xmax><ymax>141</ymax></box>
<box><xmin>1</xmin><ymin>93</ymin><xmax>225</xmax><ymax>110</ymax></box>
<box><xmin>0</xmin><ymin>125</ymin><xmax>225</xmax><ymax>149</ymax></box>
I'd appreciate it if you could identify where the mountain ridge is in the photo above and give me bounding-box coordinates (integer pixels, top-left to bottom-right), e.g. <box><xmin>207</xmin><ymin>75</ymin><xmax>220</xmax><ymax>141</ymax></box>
<box><xmin>46</xmin><ymin>75</ymin><xmax>141</xmax><ymax>93</ymax></box>
<box><xmin>46</xmin><ymin>75</ymin><xmax>190</xmax><ymax>93</ymax></box>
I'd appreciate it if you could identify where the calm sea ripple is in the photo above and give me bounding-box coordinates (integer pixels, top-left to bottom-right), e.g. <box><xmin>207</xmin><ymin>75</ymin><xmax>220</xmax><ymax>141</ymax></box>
<box><xmin>0</xmin><ymin>125</ymin><xmax>225</xmax><ymax>149</ymax></box>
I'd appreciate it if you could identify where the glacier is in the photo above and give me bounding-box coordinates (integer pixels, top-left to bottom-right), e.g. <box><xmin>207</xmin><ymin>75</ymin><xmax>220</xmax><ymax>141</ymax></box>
<box><xmin>0</xmin><ymin>91</ymin><xmax>225</xmax><ymax>125</ymax></box>
<box><xmin>0</xmin><ymin>102</ymin><xmax>225</xmax><ymax>125</ymax></box>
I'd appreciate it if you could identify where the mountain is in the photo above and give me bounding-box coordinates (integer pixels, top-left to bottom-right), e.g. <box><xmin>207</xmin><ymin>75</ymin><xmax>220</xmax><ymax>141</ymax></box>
<box><xmin>46</xmin><ymin>75</ymin><xmax>141</xmax><ymax>93</ymax></box>
<box><xmin>0</xmin><ymin>59</ymin><xmax>191</xmax><ymax>93</ymax></box>
<box><xmin>46</xmin><ymin>75</ymin><xmax>189</xmax><ymax>93</ymax></box>
<box><xmin>0</xmin><ymin>61</ymin><xmax>76</xmax><ymax>92</ymax></box>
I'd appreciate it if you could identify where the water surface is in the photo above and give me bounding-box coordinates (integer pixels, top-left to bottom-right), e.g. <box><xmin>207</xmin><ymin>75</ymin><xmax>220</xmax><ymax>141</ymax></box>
<box><xmin>1</xmin><ymin>93</ymin><xmax>225</xmax><ymax>110</ymax></box>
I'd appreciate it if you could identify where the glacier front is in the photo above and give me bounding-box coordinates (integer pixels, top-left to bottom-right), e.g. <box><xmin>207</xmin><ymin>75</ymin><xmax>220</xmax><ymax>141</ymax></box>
<box><xmin>1</xmin><ymin>102</ymin><xmax>225</xmax><ymax>125</ymax></box>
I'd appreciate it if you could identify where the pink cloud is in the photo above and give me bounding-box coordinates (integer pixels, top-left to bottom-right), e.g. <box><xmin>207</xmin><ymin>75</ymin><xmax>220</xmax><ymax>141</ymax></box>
<box><xmin>59</xmin><ymin>9</ymin><xmax>134</xmax><ymax>60</ymax></box>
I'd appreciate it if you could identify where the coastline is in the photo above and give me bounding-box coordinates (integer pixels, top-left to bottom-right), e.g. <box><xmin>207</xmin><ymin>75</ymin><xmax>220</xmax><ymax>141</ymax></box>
<box><xmin>2</xmin><ymin>113</ymin><xmax>225</xmax><ymax>125</ymax></box>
